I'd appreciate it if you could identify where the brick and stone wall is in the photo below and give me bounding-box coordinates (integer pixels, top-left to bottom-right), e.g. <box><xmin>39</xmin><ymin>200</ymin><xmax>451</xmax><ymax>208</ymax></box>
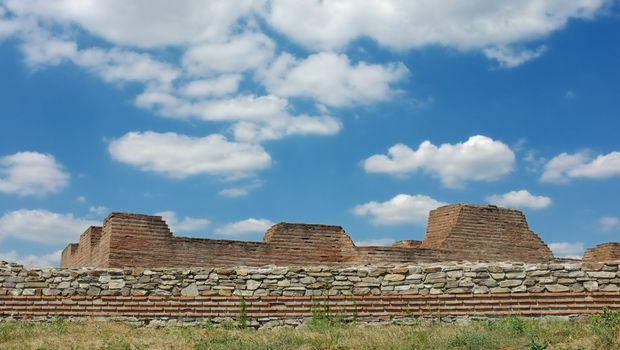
<box><xmin>3</xmin><ymin>260</ymin><xmax>619</xmax><ymax>327</ymax></box>
<box><xmin>61</xmin><ymin>204</ymin><xmax>559</xmax><ymax>268</ymax></box>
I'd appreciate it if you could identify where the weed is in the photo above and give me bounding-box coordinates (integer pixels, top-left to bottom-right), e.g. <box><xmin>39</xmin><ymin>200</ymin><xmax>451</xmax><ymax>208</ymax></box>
<box><xmin>590</xmin><ymin>307</ymin><xmax>620</xmax><ymax>349</ymax></box>
<box><xmin>238</xmin><ymin>294</ymin><xmax>249</xmax><ymax>330</ymax></box>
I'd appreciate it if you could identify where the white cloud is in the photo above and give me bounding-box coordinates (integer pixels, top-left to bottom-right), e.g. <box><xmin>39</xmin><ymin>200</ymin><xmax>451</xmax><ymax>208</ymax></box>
<box><xmin>549</xmin><ymin>242</ymin><xmax>585</xmax><ymax>259</ymax></box>
<box><xmin>483</xmin><ymin>45</ymin><xmax>547</xmax><ymax>68</ymax></box>
<box><xmin>183</xmin><ymin>32</ymin><xmax>275</xmax><ymax>74</ymax></box>
<box><xmin>259</xmin><ymin>52</ymin><xmax>408</xmax><ymax>107</ymax></box>
<box><xmin>0</xmin><ymin>209</ymin><xmax>98</xmax><ymax>245</ymax></box>
<box><xmin>0</xmin><ymin>151</ymin><xmax>69</xmax><ymax>196</ymax></box>
<box><xmin>363</xmin><ymin>135</ymin><xmax>515</xmax><ymax>187</ymax></box>
<box><xmin>218</xmin><ymin>180</ymin><xmax>263</xmax><ymax>198</ymax></box>
<box><xmin>541</xmin><ymin>151</ymin><xmax>620</xmax><ymax>183</ymax></box>
<box><xmin>0</xmin><ymin>249</ymin><xmax>62</xmax><ymax>267</ymax></box>
<box><xmin>353</xmin><ymin>194</ymin><xmax>445</xmax><ymax>225</ymax></box>
<box><xmin>485</xmin><ymin>190</ymin><xmax>552</xmax><ymax>210</ymax></box>
<box><xmin>156</xmin><ymin>211</ymin><xmax>211</xmax><ymax>234</ymax></box>
<box><xmin>4</xmin><ymin>0</ymin><xmax>258</xmax><ymax>48</ymax></box>
<box><xmin>599</xmin><ymin>216</ymin><xmax>620</xmax><ymax>232</ymax></box>
<box><xmin>354</xmin><ymin>238</ymin><xmax>396</xmax><ymax>246</ymax></box>
<box><xmin>264</xmin><ymin>1</ymin><xmax>606</xmax><ymax>59</ymax></box>
<box><xmin>181</xmin><ymin>74</ymin><xmax>242</xmax><ymax>98</ymax></box>
<box><xmin>108</xmin><ymin>131</ymin><xmax>271</xmax><ymax>179</ymax></box>
<box><xmin>88</xmin><ymin>206</ymin><xmax>108</xmax><ymax>216</ymax></box>
<box><xmin>76</xmin><ymin>196</ymin><xmax>86</xmax><ymax>203</ymax></box>
<box><xmin>215</xmin><ymin>218</ymin><xmax>274</xmax><ymax>235</ymax></box>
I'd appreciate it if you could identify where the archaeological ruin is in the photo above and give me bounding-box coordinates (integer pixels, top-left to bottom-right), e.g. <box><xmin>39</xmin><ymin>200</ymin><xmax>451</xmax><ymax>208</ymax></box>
<box><xmin>2</xmin><ymin>203</ymin><xmax>619</xmax><ymax>327</ymax></box>
<box><xmin>60</xmin><ymin>204</ymin><xmax>557</xmax><ymax>268</ymax></box>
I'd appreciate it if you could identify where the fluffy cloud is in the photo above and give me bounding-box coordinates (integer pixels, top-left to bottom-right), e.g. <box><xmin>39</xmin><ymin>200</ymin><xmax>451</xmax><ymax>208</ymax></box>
<box><xmin>181</xmin><ymin>74</ymin><xmax>242</xmax><ymax>98</ymax></box>
<box><xmin>156</xmin><ymin>211</ymin><xmax>211</xmax><ymax>234</ymax></box>
<box><xmin>354</xmin><ymin>238</ymin><xmax>396</xmax><ymax>246</ymax></box>
<box><xmin>599</xmin><ymin>216</ymin><xmax>620</xmax><ymax>232</ymax></box>
<box><xmin>108</xmin><ymin>131</ymin><xmax>271</xmax><ymax>179</ymax></box>
<box><xmin>548</xmin><ymin>242</ymin><xmax>585</xmax><ymax>259</ymax></box>
<box><xmin>540</xmin><ymin>151</ymin><xmax>620</xmax><ymax>183</ymax></box>
<box><xmin>0</xmin><ymin>249</ymin><xmax>62</xmax><ymax>267</ymax></box>
<box><xmin>183</xmin><ymin>32</ymin><xmax>275</xmax><ymax>74</ymax></box>
<box><xmin>259</xmin><ymin>52</ymin><xmax>408</xmax><ymax>107</ymax></box>
<box><xmin>0</xmin><ymin>209</ymin><xmax>98</xmax><ymax>245</ymax></box>
<box><xmin>134</xmin><ymin>93</ymin><xmax>343</xmax><ymax>143</ymax></box>
<box><xmin>353</xmin><ymin>194</ymin><xmax>445</xmax><ymax>225</ymax></box>
<box><xmin>215</xmin><ymin>218</ymin><xmax>275</xmax><ymax>235</ymax></box>
<box><xmin>485</xmin><ymin>190</ymin><xmax>552</xmax><ymax>210</ymax></box>
<box><xmin>0</xmin><ymin>151</ymin><xmax>69</xmax><ymax>196</ymax></box>
<box><xmin>363</xmin><ymin>135</ymin><xmax>515</xmax><ymax>187</ymax></box>
<box><xmin>264</xmin><ymin>1</ymin><xmax>606</xmax><ymax>57</ymax></box>
<box><xmin>4</xmin><ymin>0</ymin><xmax>257</xmax><ymax>48</ymax></box>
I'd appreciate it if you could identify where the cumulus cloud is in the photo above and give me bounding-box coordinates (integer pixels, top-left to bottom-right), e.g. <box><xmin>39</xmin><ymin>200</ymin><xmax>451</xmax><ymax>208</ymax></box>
<box><xmin>156</xmin><ymin>211</ymin><xmax>211</xmax><ymax>234</ymax></box>
<box><xmin>215</xmin><ymin>218</ymin><xmax>275</xmax><ymax>235</ymax></box>
<box><xmin>485</xmin><ymin>190</ymin><xmax>552</xmax><ymax>210</ymax></box>
<box><xmin>259</xmin><ymin>52</ymin><xmax>408</xmax><ymax>107</ymax></box>
<box><xmin>354</xmin><ymin>238</ymin><xmax>396</xmax><ymax>246</ymax></box>
<box><xmin>181</xmin><ymin>74</ymin><xmax>242</xmax><ymax>98</ymax></box>
<box><xmin>183</xmin><ymin>32</ymin><xmax>275</xmax><ymax>74</ymax></box>
<box><xmin>363</xmin><ymin>135</ymin><xmax>515</xmax><ymax>188</ymax></box>
<box><xmin>4</xmin><ymin>0</ymin><xmax>257</xmax><ymax>48</ymax></box>
<box><xmin>0</xmin><ymin>209</ymin><xmax>98</xmax><ymax>245</ymax></box>
<box><xmin>353</xmin><ymin>194</ymin><xmax>445</xmax><ymax>225</ymax></box>
<box><xmin>0</xmin><ymin>151</ymin><xmax>69</xmax><ymax>196</ymax></box>
<box><xmin>548</xmin><ymin>242</ymin><xmax>585</xmax><ymax>259</ymax></box>
<box><xmin>540</xmin><ymin>151</ymin><xmax>620</xmax><ymax>183</ymax></box>
<box><xmin>264</xmin><ymin>1</ymin><xmax>606</xmax><ymax>58</ymax></box>
<box><xmin>0</xmin><ymin>249</ymin><xmax>62</xmax><ymax>267</ymax></box>
<box><xmin>108</xmin><ymin>131</ymin><xmax>271</xmax><ymax>179</ymax></box>
<box><xmin>599</xmin><ymin>216</ymin><xmax>620</xmax><ymax>232</ymax></box>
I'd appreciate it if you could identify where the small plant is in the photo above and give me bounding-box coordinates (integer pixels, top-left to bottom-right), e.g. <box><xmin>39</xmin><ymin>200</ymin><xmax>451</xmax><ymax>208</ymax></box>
<box><xmin>238</xmin><ymin>294</ymin><xmax>249</xmax><ymax>330</ymax></box>
<box><xmin>527</xmin><ymin>339</ymin><xmax>549</xmax><ymax>350</ymax></box>
<box><xmin>590</xmin><ymin>307</ymin><xmax>620</xmax><ymax>349</ymax></box>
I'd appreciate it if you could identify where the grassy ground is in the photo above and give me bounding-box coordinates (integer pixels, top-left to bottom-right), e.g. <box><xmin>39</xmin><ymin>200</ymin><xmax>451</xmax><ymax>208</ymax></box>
<box><xmin>0</xmin><ymin>313</ymin><xmax>618</xmax><ymax>350</ymax></box>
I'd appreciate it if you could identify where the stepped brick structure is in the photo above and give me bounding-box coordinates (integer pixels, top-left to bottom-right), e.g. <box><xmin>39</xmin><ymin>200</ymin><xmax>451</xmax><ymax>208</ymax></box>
<box><xmin>583</xmin><ymin>243</ymin><xmax>620</xmax><ymax>262</ymax></box>
<box><xmin>61</xmin><ymin>204</ymin><xmax>558</xmax><ymax>268</ymax></box>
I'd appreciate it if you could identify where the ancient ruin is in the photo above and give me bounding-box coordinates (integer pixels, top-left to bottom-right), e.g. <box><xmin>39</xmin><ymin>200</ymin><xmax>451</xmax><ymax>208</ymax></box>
<box><xmin>3</xmin><ymin>203</ymin><xmax>619</xmax><ymax>327</ymax></box>
<box><xmin>61</xmin><ymin>204</ymin><xmax>557</xmax><ymax>268</ymax></box>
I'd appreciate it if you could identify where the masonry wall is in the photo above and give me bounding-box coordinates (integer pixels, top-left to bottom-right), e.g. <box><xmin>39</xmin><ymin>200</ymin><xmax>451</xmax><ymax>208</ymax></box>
<box><xmin>2</xmin><ymin>260</ymin><xmax>619</xmax><ymax>327</ymax></box>
<box><xmin>584</xmin><ymin>243</ymin><xmax>620</xmax><ymax>262</ymax></box>
<box><xmin>61</xmin><ymin>205</ymin><xmax>558</xmax><ymax>268</ymax></box>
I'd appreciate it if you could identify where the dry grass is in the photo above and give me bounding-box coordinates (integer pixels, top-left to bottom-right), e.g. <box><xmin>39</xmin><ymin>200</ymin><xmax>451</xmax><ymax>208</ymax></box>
<box><xmin>0</xmin><ymin>315</ymin><xmax>616</xmax><ymax>350</ymax></box>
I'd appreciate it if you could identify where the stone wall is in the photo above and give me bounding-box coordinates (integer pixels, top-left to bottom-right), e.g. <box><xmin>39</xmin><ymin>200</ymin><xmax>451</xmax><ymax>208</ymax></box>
<box><xmin>3</xmin><ymin>260</ymin><xmax>619</xmax><ymax>327</ymax></box>
<box><xmin>61</xmin><ymin>204</ymin><xmax>559</xmax><ymax>268</ymax></box>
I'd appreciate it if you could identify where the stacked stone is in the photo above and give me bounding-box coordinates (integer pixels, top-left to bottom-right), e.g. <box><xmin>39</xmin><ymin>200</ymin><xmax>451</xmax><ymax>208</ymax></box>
<box><xmin>2</xmin><ymin>260</ymin><xmax>620</xmax><ymax>298</ymax></box>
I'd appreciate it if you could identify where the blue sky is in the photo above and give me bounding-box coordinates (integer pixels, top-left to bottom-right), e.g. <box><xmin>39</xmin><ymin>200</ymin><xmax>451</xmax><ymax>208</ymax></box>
<box><xmin>0</xmin><ymin>1</ymin><xmax>619</xmax><ymax>266</ymax></box>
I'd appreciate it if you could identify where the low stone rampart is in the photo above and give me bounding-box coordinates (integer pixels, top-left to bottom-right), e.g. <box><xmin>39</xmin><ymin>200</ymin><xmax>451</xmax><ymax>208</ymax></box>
<box><xmin>2</xmin><ymin>260</ymin><xmax>619</xmax><ymax>327</ymax></box>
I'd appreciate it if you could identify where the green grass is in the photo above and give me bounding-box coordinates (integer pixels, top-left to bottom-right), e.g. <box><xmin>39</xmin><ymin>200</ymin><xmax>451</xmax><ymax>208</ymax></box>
<box><xmin>0</xmin><ymin>315</ymin><xmax>617</xmax><ymax>350</ymax></box>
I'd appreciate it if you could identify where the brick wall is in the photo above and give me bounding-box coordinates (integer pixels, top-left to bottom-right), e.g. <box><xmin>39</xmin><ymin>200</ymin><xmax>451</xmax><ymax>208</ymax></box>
<box><xmin>61</xmin><ymin>204</ymin><xmax>564</xmax><ymax>268</ymax></box>
<box><xmin>584</xmin><ymin>243</ymin><xmax>620</xmax><ymax>262</ymax></box>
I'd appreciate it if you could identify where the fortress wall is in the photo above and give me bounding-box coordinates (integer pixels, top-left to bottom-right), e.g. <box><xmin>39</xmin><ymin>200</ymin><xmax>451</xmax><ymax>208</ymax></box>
<box><xmin>420</xmin><ymin>205</ymin><xmax>553</xmax><ymax>262</ymax></box>
<box><xmin>584</xmin><ymin>243</ymin><xmax>620</xmax><ymax>262</ymax></box>
<box><xmin>2</xmin><ymin>260</ymin><xmax>619</xmax><ymax>328</ymax></box>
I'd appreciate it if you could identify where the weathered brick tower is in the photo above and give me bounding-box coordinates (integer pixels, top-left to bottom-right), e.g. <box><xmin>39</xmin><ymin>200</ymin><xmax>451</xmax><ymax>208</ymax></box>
<box><xmin>60</xmin><ymin>204</ymin><xmax>559</xmax><ymax>268</ymax></box>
